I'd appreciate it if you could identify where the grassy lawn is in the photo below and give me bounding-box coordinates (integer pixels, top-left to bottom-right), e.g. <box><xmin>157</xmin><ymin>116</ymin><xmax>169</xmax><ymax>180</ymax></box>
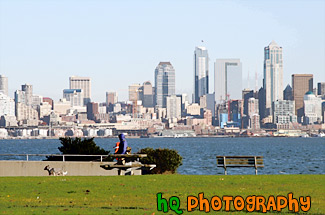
<box><xmin>0</xmin><ymin>175</ymin><xmax>324</xmax><ymax>214</ymax></box>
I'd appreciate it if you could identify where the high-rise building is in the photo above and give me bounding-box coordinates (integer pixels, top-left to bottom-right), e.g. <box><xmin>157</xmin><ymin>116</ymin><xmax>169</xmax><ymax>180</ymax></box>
<box><xmin>248</xmin><ymin>98</ymin><xmax>259</xmax><ymax>117</ymax></box>
<box><xmin>215</xmin><ymin>59</ymin><xmax>242</xmax><ymax>103</ymax></box>
<box><xmin>292</xmin><ymin>74</ymin><xmax>313</xmax><ymax>122</ymax></box>
<box><xmin>258</xmin><ymin>87</ymin><xmax>266</xmax><ymax>120</ymax></box>
<box><xmin>318</xmin><ymin>82</ymin><xmax>325</xmax><ymax>97</ymax></box>
<box><xmin>0</xmin><ymin>75</ymin><xmax>8</xmax><ymax>96</ymax></box>
<box><xmin>128</xmin><ymin>84</ymin><xmax>141</xmax><ymax>102</ymax></box>
<box><xmin>283</xmin><ymin>84</ymin><xmax>293</xmax><ymax>100</ymax></box>
<box><xmin>155</xmin><ymin>62</ymin><xmax>175</xmax><ymax>108</ymax></box>
<box><xmin>263</xmin><ymin>41</ymin><xmax>283</xmax><ymax>116</ymax></box>
<box><xmin>63</xmin><ymin>89</ymin><xmax>84</xmax><ymax>107</ymax></box>
<box><xmin>273</xmin><ymin>100</ymin><xmax>297</xmax><ymax>125</ymax></box>
<box><xmin>106</xmin><ymin>92</ymin><xmax>118</xmax><ymax>106</ymax></box>
<box><xmin>43</xmin><ymin>97</ymin><xmax>53</xmax><ymax>108</ymax></box>
<box><xmin>87</xmin><ymin>102</ymin><xmax>99</xmax><ymax>121</ymax></box>
<box><xmin>21</xmin><ymin>84</ymin><xmax>33</xmax><ymax>106</ymax></box>
<box><xmin>242</xmin><ymin>89</ymin><xmax>254</xmax><ymax>116</ymax></box>
<box><xmin>0</xmin><ymin>93</ymin><xmax>15</xmax><ymax>116</ymax></box>
<box><xmin>303</xmin><ymin>91</ymin><xmax>322</xmax><ymax>124</ymax></box>
<box><xmin>69</xmin><ymin>76</ymin><xmax>91</xmax><ymax>105</ymax></box>
<box><xmin>141</xmin><ymin>81</ymin><xmax>154</xmax><ymax>108</ymax></box>
<box><xmin>14</xmin><ymin>90</ymin><xmax>26</xmax><ymax>105</ymax></box>
<box><xmin>166</xmin><ymin>95</ymin><xmax>181</xmax><ymax>119</ymax></box>
<box><xmin>247</xmin><ymin>98</ymin><xmax>259</xmax><ymax>130</ymax></box>
<box><xmin>194</xmin><ymin>46</ymin><xmax>209</xmax><ymax>103</ymax></box>
<box><xmin>199</xmin><ymin>94</ymin><xmax>215</xmax><ymax>117</ymax></box>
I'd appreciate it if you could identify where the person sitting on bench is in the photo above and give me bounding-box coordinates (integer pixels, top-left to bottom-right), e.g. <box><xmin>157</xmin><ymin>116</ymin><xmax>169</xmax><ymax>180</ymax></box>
<box><xmin>115</xmin><ymin>133</ymin><xmax>128</xmax><ymax>155</ymax></box>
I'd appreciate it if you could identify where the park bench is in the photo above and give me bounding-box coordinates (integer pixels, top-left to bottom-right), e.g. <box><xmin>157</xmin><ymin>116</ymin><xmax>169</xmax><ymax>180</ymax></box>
<box><xmin>216</xmin><ymin>156</ymin><xmax>264</xmax><ymax>175</ymax></box>
<box><xmin>100</xmin><ymin>154</ymin><xmax>156</xmax><ymax>175</ymax></box>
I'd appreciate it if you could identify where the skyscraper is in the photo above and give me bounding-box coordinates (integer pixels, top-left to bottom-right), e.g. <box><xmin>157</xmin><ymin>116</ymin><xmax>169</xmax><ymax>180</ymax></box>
<box><xmin>194</xmin><ymin>46</ymin><xmax>209</xmax><ymax>103</ymax></box>
<box><xmin>263</xmin><ymin>41</ymin><xmax>283</xmax><ymax>116</ymax></box>
<box><xmin>128</xmin><ymin>83</ymin><xmax>142</xmax><ymax>103</ymax></box>
<box><xmin>21</xmin><ymin>84</ymin><xmax>33</xmax><ymax>106</ymax></box>
<box><xmin>214</xmin><ymin>59</ymin><xmax>242</xmax><ymax>103</ymax></box>
<box><xmin>166</xmin><ymin>95</ymin><xmax>181</xmax><ymax>119</ymax></box>
<box><xmin>155</xmin><ymin>62</ymin><xmax>175</xmax><ymax>108</ymax></box>
<box><xmin>318</xmin><ymin>82</ymin><xmax>325</xmax><ymax>97</ymax></box>
<box><xmin>63</xmin><ymin>89</ymin><xmax>84</xmax><ymax>107</ymax></box>
<box><xmin>141</xmin><ymin>81</ymin><xmax>154</xmax><ymax>108</ymax></box>
<box><xmin>0</xmin><ymin>75</ymin><xmax>8</xmax><ymax>96</ymax></box>
<box><xmin>106</xmin><ymin>92</ymin><xmax>118</xmax><ymax>105</ymax></box>
<box><xmin>283</xmin><ymin>84</ymin><xmax>293</xmax><ymax>101</ymax></box>
<box><xmin>292</xmin><ymin>74</ymin><xmax>313</xmax><ymax>122</ymax></box>
<box><xmin>69</xmin><ymin>76</ymin><xmax>91</xmax><ymax>105</ymax></box>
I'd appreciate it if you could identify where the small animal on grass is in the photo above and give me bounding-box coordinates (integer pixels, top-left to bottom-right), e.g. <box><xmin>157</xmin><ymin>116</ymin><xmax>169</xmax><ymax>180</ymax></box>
<box><xmin>44</xmin><ymin>165</ymin><xmax>68</xmax><ymax>176</ymax></box>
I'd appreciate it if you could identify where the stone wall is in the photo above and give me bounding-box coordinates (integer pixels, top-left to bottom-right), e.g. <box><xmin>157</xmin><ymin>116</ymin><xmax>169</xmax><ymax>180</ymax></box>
<box><xmin>0</xmin><ymin>161</ymin><xmax>141</xmax><ymax>176</ymax></box>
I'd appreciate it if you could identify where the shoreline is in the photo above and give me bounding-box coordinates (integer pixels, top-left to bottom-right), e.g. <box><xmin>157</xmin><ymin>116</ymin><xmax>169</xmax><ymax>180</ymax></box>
<box><xmin>0</xmin><ymin>135</ymin><xmax>322</xmax><ymax>140</ymax></box>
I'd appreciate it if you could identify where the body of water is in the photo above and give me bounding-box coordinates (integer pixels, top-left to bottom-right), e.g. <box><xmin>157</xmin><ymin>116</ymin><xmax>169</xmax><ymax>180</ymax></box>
<box><xmin>0</xmin><ymin>137</ymin><xmax>324</xmax><ymax>175</ymax></box>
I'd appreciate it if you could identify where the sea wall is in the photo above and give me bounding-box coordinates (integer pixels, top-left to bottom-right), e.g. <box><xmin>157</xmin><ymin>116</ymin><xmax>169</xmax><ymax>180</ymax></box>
<box><xmin>0</xmin><ymin>161</ymin><xmax>141</xmax><ymax>176</ymax></box>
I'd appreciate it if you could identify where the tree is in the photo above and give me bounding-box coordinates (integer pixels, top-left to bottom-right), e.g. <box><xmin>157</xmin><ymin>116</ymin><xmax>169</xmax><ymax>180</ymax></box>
<box><xmin>45</xmin><ymin>137</ymin><xmax>113</xmax><ymax>161</ymax></box>
<box><xmin>138</xmin><ymin>147</ymin><xmax>183</xmax><ymax>174</ymax></box>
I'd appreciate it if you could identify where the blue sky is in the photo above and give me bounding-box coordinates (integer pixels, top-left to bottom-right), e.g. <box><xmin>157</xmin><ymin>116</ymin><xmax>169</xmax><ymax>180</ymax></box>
<box><xmin>0</xmin><ymin>0</ymin><xmax>324</xmax><ymax>102</ymax></box>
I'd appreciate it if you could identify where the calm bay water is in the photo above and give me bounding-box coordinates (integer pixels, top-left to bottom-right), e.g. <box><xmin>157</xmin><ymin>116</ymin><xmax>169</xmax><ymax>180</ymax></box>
<box><xmin>0</xmin><ymin>137</ymin><xmax>324</xmax><ymax>175</ymax></box>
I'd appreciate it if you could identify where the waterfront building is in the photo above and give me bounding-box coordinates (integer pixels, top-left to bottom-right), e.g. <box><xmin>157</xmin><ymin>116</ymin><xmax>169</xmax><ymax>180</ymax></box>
<box><xmin>0</xmin><ymin>115</ymin><xmax>18</xmax><ymax>127</ymax></box>
<box><xmin>263</xmin><ymin>41</ymin><xmax>283</xmax><ymax>117</ymax></box>
<box><xmin>0</xmin><ymin>93</ymin><xmax>15</xmax><ymax>117</ymax></box>
<box><xmin>194</xmin><ymin>46</ymin><xmax>209</xmax><ymax>103</ymax></box>
<box><xmin>154</xmin><ymin>62</ymin><xmax>175</xmax><ymax>108</ymax></box>
<box><xmin>215</xmin><ymin>59</ymin><xmax>242</xmax><ymax>103</ymax></box>
<box><xmin>0</xmin><ymin>75</ymin><xmax>8</xmax><ymax>96</ymax></box>
<box><xmin>166</xmin><ymin>95</ymin><xmax>181</xmax><ymax>119</ymax></box>
<box><xmin>283</xmin><ymin>84</ymin><xmax>293</xmax><ymax>100</ymax></box>
<box><xmin>292</xmin><ymin>74</ymin><xmax>313</xmax><ymax>122</ymax></box>
<box><xmin>63</xmin><ymin>89</ymin><xmax>84</xmax><ymax>107</ymax></box>
<box><xmin>303</xmin><ymin>91</ymin><xmax>322</xmax><ymax>124</ymax></box>
<box><xmin>273</xmin><ymin>100</ymin><xmax>297</xmax><ymax>126</ymax></box>
<box><xmin>69</xmin><ymin>76</ymin><xmax>91</xmax><ymax>105</ymax></box>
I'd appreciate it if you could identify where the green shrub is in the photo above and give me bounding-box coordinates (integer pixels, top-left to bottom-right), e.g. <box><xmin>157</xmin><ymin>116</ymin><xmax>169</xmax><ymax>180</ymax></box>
<box><xmin>45</xmin><ymin>137</ymin><xmax>113</xmax><ymax>161</ymax></box>
<box><xmin>138</xmin><ymin>147</ymin><xmax>183</xmax><ymax>174</ymax></box>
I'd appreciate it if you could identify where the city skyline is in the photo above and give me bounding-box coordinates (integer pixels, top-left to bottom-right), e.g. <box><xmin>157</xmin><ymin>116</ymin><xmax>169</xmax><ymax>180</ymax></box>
<box><xmin>0</xmin><ymin>0</ymin><xmax>324</xmax><ymax>102</ymax></box>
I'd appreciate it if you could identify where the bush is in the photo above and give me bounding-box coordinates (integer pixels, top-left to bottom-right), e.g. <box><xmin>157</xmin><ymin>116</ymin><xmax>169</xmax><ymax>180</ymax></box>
<box><xmin>138</xmin><ymin>147</ymin><xmax>183</xmax><ymax>174</ymax></box>
<box><xmin>45</xmin><ymin>137</ymin><xmax>113</xmax><ymax>161</ymax></box>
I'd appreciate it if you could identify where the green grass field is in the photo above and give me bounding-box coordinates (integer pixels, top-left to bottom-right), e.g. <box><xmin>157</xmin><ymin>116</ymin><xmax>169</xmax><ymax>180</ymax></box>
<box><xmin>0</xmin><ymin>175</ymin><xmax>324</xmax><ymax>214</ymax></box>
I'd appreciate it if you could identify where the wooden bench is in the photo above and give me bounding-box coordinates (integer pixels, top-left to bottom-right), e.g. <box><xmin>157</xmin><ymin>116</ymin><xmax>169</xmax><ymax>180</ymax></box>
<box><xmin>100</xmin><ymin>154</ymin><xmax>156</xmax><ymax>175</ymax></box>
<box><xmin>216</xmin><ymin>156</ymin><xmax>264</xmax><ymax>175</ymax></box>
